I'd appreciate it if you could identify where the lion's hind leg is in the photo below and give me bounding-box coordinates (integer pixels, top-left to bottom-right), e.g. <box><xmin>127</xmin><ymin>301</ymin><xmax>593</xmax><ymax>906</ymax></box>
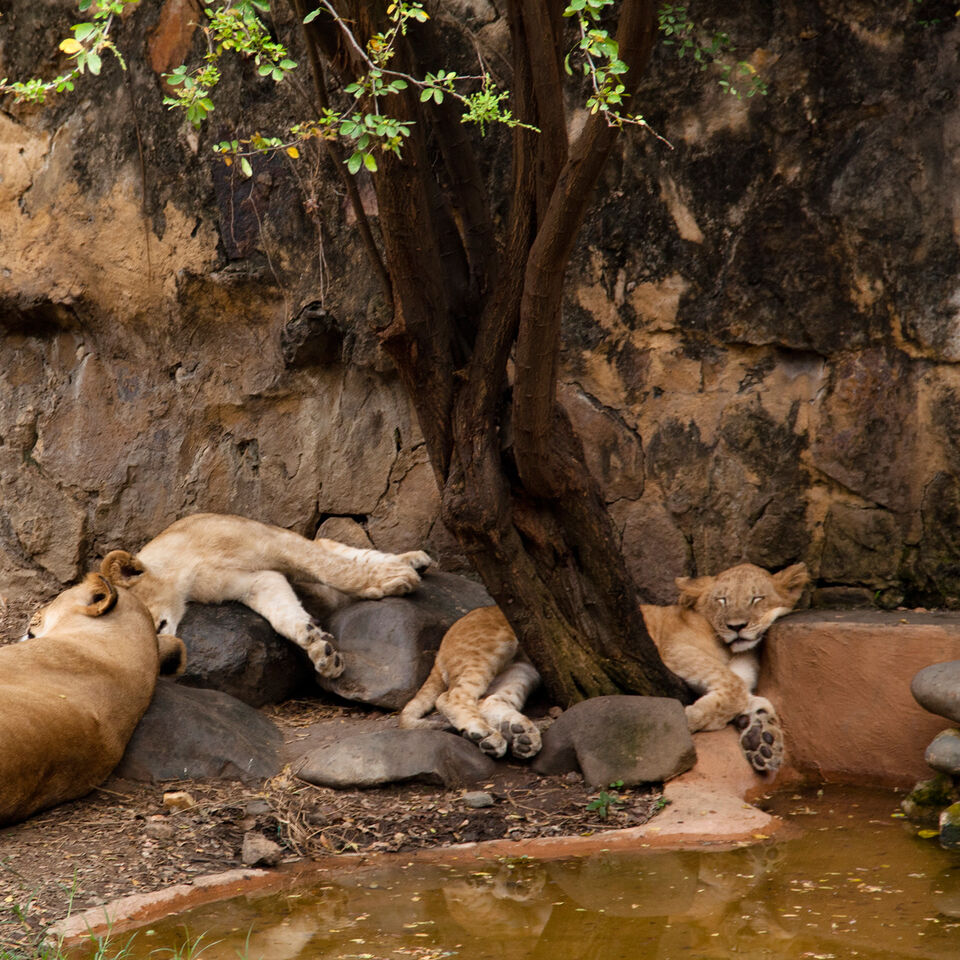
<box><xmin>734</xmin><ymin>695</ymin><xmax>783</xmax><ymax>774</ymax></box>
<box><xmin>305</xmin><ymin>540</ymin><xmax>432</xmax><ymax>600</ymax></box>
<box><xmin>437</xmin><ymin>668</ymin><xmax>508</xmax><ymax>758</ymax></box>
<box><xmin>479</xmin><ymin>661</ymin><xmax>542</xmax><ymax>759</ymax></box>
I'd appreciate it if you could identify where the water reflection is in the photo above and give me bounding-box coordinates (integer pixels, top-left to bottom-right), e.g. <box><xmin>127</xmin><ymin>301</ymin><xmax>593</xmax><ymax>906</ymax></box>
<box><xmin>82</xmin><ymin>788</ymin><xmax>960</xmax><ymax>960</ymax></box>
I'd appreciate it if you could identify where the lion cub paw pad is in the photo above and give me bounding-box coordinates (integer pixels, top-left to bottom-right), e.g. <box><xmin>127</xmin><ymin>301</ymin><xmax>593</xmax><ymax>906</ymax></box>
<box><xmin>735</xmin><ymin>709</ymin><xmax>782</xmax><ymax>774</ymax></box>
<box><xmin>464</xmin><ymin>727</ymin><xmax>508</xmax><ymax>758</ymax></box>
<box><xmin>498</xmin><ymin>719</ymin><xmax>542</xmax><ymax>759</ymax></box>
<box><xmin>306</xmin><ymin>634</ymin><xmax>344</xmax><ymax>678</ymax></box>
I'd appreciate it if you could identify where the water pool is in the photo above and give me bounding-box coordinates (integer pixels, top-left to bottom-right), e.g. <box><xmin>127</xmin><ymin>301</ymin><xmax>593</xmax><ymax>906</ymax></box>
<box><xmin>73</xmin><ymin>786</ymin><xmax>960</xmax><ymax>960</ymax></box>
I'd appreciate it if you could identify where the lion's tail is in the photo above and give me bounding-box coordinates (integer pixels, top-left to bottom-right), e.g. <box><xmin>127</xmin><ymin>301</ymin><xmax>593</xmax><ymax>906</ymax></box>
<box><xmin>398</xmin><ymin>662</ymin><xmax>448</xmax><ymax>730</ymax></box>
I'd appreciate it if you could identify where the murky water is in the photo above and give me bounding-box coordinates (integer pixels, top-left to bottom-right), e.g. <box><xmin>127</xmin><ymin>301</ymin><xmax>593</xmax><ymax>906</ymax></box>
<box><xmin>75</xmin><ymin>786</ymin><xmax>960</xmax><ymax>960</ymax></box>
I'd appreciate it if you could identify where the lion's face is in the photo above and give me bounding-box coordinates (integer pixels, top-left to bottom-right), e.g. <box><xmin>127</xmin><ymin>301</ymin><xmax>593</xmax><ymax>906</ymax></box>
<box><xmin>22</xmin><ymin>574</ymin><xmax>118</xmax><ymax>640</ymax></box>
<box><xmin>676</xmin><ymin>562</ymin><xmax>809</xmax><ymax>654</ymax></box>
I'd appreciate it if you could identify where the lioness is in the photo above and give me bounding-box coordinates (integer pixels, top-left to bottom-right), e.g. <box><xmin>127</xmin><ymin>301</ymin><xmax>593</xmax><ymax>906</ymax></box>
<box><xmin>100</xmin><ymin>513</ymin><xmax>433</xmax><ymax>679</ymax></box>
<box><xmin>642</xmin><ymin>561</ymin><xmax>809</xmax><ymax>773</ymax></box>
<box><xmin>1</xmin><ymin>573</ymin><xmax>185</xmax><ymax>825</ymax></box>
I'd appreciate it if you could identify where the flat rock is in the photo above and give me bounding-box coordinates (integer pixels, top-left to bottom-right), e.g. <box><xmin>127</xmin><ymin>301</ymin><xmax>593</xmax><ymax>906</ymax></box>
<box><xmin>318</xmin><ymin>571</ymin><xmax>493</xmax><ymax>709</ymax></box>
<box><xmin>532</xmin><ymin>696</ymin><xmax>696</xmax><ymax>788</ymax></box>
<box><xmin>912</xmin><ymin>661</ymin><xmax>960</xmax><ymax>724</ymax></box>
<box><xmin>926</xmin><ymin>728</ymin><xmax>960</xmax><ymax>776</ymax></box>
<box><xmin>294</xmin><ymin>729</ymin><xmax>496</xmax><ymax>789</ymax></box>
<box><xmin>177</xmin><ymin>601</ymin><xmax>314</xmax><ymax>707</ymax></box>
<box><xmin>115</xmin><ymin>680</ymin><xmax>283</xmax><ymax>782</ymax></box>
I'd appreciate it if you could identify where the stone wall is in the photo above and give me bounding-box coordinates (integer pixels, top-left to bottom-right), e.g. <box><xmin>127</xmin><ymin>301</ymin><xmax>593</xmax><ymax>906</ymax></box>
<box><xmin>2</xmin><ymin>1</ymin><xmax>960</xmax><ymax>621</ymax></box>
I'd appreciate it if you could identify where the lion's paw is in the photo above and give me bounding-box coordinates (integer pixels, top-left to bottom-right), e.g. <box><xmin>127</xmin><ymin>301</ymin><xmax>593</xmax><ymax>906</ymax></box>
<box><xmin>498</xmin><ymin>717</ymin><xmax>542</xmax><ymax>759</ymax></box>
<box><xmin>360</xmin><ymin>564</ymin><xmax>422</xmax><ymax>599</ymax></box>
<box><xmin>462</xmin><ymin>724</ymin><xmax>508</xmax><ymax>758</ymax></box>
<box><xmin>397</xmin><ymin>550</ymin><xmax>433</xmax><ymax>571</ymax></box>
<box><xmin>304</xmin><ymin>623</ymin><xmax>344</xmax><ymax>678</ymax></box>
<box><xmin>734</xmin><ymin>706</ymin><xmax>782</xmax><ymax>773</ymax></box>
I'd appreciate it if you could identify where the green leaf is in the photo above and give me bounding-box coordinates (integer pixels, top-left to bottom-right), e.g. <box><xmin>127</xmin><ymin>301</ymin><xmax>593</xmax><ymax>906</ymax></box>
<box><xmin>240</xmin><ymin>156</ymin><xmax>253</xmax><ymax>178</ymax></box>
<box><xmin>279</xmin><ymin>59</ymin><xmax>297</xmax><ymax>70</ymax></box>
<box><xmin>346</xmin><ymin>152</ymin><xmax>362</xmax><ymax>174</ymax></box>
<box><xmin>73</xmin><ymin>22</ymin><xmax>96</xmax><ymax>41</ymax></box>
<box><xmin>303</xmin><ymin>8</ymin><xmax>320</xmax><ymax>23</ymax></box>
<box><xmin>363</xmin><ymin>152</ymin><xmax>377</xmax><ymax>172</ymax></box>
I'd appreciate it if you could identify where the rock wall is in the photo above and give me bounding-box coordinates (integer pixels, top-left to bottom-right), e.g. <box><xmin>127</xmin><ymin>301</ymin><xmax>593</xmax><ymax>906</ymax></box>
<box><xmin>2</xmin><ymin>1</ymin><xmax>959</xmax><ymax>624</ymax></box>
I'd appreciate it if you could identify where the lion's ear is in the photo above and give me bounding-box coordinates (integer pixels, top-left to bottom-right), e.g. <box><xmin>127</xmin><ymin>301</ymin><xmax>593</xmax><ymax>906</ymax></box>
<box><xmin>101</xmin><ymin>550</ymin><xmax>145</xmax><ymax>587</ymax></box>
<box><xmin>773</xmin><ymin>562</ymin><xmax>809</xmax><ymax>604</ymax></box>
<box><xmin>675</xmin><ymin>575</ymin><xmax>712</xmax><ymax>609</ymax></box>
<box><xmin>78</xmin><ymin>573</ymin><xmax>118</xmax><ymax>618</ymax></box>
<box><xmin>158</xmin><ymin>635</ymin><xmax>187</xmax><ymax>677</ymax></box>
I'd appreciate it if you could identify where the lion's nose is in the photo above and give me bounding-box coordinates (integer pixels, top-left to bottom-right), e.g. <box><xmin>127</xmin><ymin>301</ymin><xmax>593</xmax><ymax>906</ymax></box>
<box><xmin>727</xmin><ymin>621</ymin><xmax>748</xmax><ymax>632</ymax></box>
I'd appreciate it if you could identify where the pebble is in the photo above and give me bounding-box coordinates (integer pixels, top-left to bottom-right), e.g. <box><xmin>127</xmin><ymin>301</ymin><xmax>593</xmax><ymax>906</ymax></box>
<box><xmin>241</xmin><ymin>831</ymin><xmax>283</xmax><ymax>867</ymax></box>
<box><xmin>462</xmin><ymin>791</ymin><xmax>495</xmax><ymax>809</ymax></box>
<box><xmin>144</xmin><ymin>817</ymin><xmax>174</xmax><ymax>840</ymax></box>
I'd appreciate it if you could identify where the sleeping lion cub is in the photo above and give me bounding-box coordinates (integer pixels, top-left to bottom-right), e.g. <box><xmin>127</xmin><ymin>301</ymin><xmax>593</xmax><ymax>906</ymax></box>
<box><xmin>642</xmin><ymin>561</ymin><xmax>809</xmax><ymax>773</ymax></box>
<box><xmin>401</xmin><ymin>562</ymin><xmax>806</xmax><ymax>771</ymax></box>
<box><xmin>399</xmin><ymin>605</ymin><xmax>542</xmax><ymax>759</ymax></box>
<box><xmin>100</xmin><ymin>513</ymin><xmax>432</xmax><ymax>679</ymax></box>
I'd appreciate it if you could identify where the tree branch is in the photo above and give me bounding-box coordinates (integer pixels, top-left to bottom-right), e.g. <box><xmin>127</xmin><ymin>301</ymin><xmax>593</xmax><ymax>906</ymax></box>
<box><xmin>512</xmin><ymin>0</ymin><xmax>657</xmax><ymax>496</ymax></box>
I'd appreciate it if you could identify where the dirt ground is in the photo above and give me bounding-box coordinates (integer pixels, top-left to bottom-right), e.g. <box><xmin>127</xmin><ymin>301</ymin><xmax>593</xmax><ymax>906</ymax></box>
<box><xmin>0</xmin><ymin>698</ymin><xmax>664</xmax><ymax>952</ymax></box>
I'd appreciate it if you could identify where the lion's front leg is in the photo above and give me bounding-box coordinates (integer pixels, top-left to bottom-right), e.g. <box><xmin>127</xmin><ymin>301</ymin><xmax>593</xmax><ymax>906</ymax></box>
<box><xmin>734</xmin><ymin>695</ymin><xmax>783</xmax><ymax>774</ymax></box>
<box><xmin>232</xmin><ymin>570</ymin><xmax>345</xmax><ymax>678</ymax></box>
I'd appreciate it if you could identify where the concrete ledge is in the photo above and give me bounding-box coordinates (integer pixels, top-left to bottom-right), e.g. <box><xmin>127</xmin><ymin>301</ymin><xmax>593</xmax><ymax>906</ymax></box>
<box><xmin>762</xmin><ymin>609</ymin><xmax>960</xmax><ymax>786</ymax></box>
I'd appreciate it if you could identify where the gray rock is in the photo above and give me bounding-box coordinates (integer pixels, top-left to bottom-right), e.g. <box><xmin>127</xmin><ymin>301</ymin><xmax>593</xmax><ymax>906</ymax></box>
<box><xmin>242</xmin><ymin>832</ymin><xmax>283</xmax><ymax>867</ymax></box>
<box><xmin>318</xmin><ymin>571</ymin><xmax>493</xmax><ymax>709</ymax></box>
<box><xmin>926</xmin><ymin>729</ymin><xmax>960</xmax><ymax>776</ymax></box>
<box><xmin>115</xmin><ymin>680</ymin><xmax>283</xmax><ymax>782</ymax></box>
<box><xmin>294</xmin><ymin>729</ymin><xmax>496</xmax><ymax>789</ymax></box>
<box><xmin>941</xmin><ymin>802</ymin><xmax>960</xmax><ymax>851</ymax></box>
<box><xmin>912</xmin><ymin>661</ymin><xmax>960</xmax><ymax>724</ymax></box>
<box><xmin>177</xmin><ymin>601</ymin><xmax>314</xmax><ymax>707</ymax></box>
<box><xmin>532</xmin><ymin>696</ymin><xmax>696</xmax><ymax>788</ymax></box>
<box><xmin>462</xmin><ymin>791</ymin><xmax>495</xmax><ymax>808</ymax></box>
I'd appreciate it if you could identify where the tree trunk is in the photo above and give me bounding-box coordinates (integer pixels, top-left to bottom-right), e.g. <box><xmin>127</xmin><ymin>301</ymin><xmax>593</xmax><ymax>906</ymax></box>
<box><xmin>300</xmin><ymin>0</ymin><xmax>692</xmax><ymax>706</ymax></box>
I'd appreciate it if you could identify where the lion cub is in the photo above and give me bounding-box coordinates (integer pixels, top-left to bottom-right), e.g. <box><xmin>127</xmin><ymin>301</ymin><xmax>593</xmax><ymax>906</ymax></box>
<box><xmin>641</xmin><ymin>562</ymin><xmax>809</xmax><ymax>773</ymax></box>
<box><xmin>100</xmin><ymin>512</ymin><xmax>432</xmax><ymax>680</ymax></box>
<box><xmin>399</xmin><ymin>605</ymin><xmax>542</xmax><ymax>759</ymax></box>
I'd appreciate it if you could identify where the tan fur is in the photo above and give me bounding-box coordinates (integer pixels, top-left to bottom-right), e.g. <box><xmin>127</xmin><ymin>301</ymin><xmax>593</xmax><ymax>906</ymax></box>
<box><xmin>642</xmin><ymin>562</ymin><xmax>809</xmax><ymax>772</ymax></box>
<box><xmin>399</xmin><ymin>606</ymin><xmax>541</xmax><ymax>759</ymax></box>
<box><xmin>0</xmin><ymin>574</ymin><xmax>186</xmax><ymax>826</ymax></box>
<box><xmin>101</xmin><ymin>512</ymin><xmax>432</xmax><ymax>679</ymax></box>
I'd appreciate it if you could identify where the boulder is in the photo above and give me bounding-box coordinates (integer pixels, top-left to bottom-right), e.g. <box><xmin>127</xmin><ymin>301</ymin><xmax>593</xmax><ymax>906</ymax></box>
<box><xmin>294</xmin><ymin>729</ymin><xmax>496</xmax><ymax>789</ymax></box>
<box><xmin>912</xmin><ymin>661</ymin><xmax>960</xmax><ymax>724</ymax></box>
<box><xmin>926</xmin><ymin>729</ymin><xmax>960</xmax><ymax>777</ymax></box>
<box><xmin>177</xmin><ymin>601</ymin><xmax>314</xmax><ymax>707</ymax></box>
<box><xmin>115</xmin><ymin>680</ymin><xmax>283</xmax><ymax>782</ymax></box>
<box><xmin>941</xmin><ymin>802</ymin><xmax>960</xmax><ymax>851</ymax></box>
<box><xmin>532</xmin><ymin>696</ymin><xmax>696</xmax><ymax>788</ymax></box>
<box><xmin>318</xmin><ymin>571</ymin><xmax>494</xmax><ymax>709</ymax></box>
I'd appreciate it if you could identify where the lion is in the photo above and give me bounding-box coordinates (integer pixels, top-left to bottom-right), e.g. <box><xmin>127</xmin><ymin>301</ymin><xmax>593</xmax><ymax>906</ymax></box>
<box><xmin>1</xmin><ymin>573</ymin><xmax>186</xmax><ymax>825</ymax></box>
<box><xmin>641</xmin><ymin>561</ymin><xmax>809</xmax><ymax>773</ymax></box>
<box><xmin>99</xmin><ymin>512</ymin><xmax>433</xmax><ymax>679</ymax></box>
<box><xmin>399</xmin><ymin>605</ymin><xmax>542</xmax><ymax>759</ymax></box>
